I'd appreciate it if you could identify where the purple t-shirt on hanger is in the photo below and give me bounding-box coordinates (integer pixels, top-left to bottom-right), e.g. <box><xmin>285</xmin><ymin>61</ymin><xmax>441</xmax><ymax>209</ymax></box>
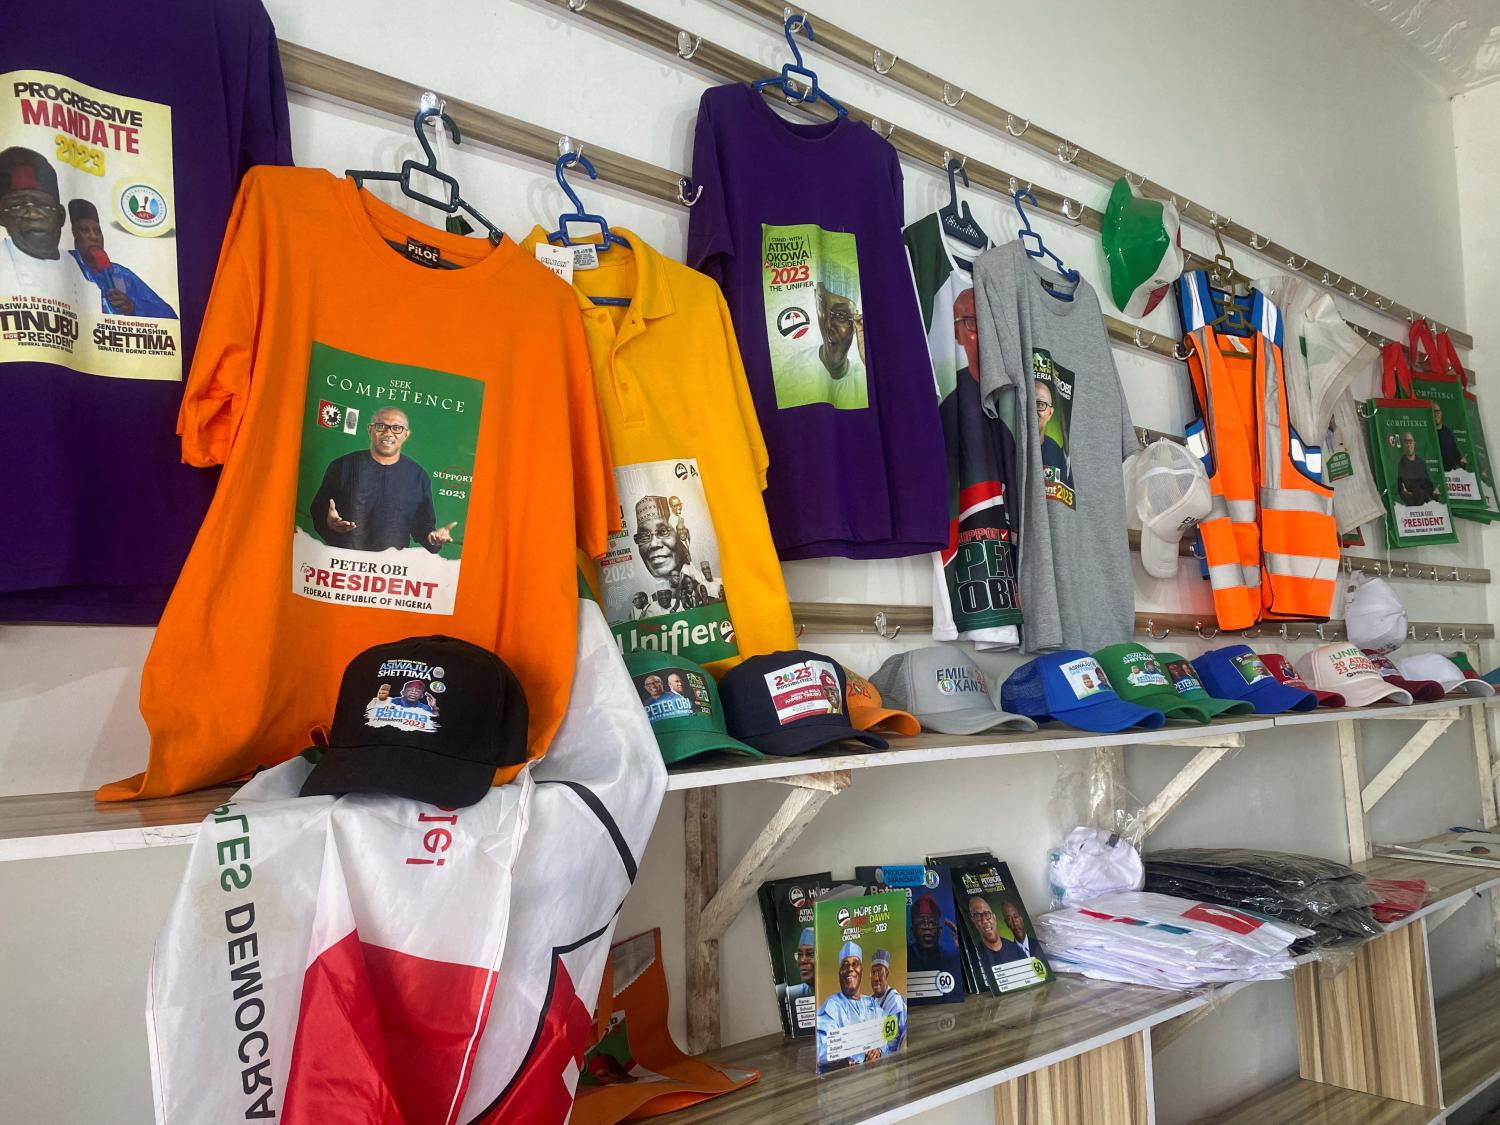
<box><xmin>0</xmin><ymin>0</ymin><xmax>292</xmax><ymax>623</ymax></box>
<box><xmin>687</xmin><ymin>83</ymin><xmax>947</xmax><ymax>560</ymax></box>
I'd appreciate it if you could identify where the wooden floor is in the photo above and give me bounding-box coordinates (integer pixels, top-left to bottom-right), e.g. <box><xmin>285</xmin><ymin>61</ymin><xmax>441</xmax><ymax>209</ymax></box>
<box><xmin>666</xmin><ymin>976</ymin><xmax>1197</xmax><ymax>1125</ymax></box>
<box><xmin>1205</xmin><ymin>1076</ymin><xmax>1434</xmax><ymax>1125</ymax></box>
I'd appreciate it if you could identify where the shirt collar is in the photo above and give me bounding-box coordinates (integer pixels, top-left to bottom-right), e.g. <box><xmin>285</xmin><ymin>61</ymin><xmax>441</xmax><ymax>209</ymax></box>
<box><xmin>518</xmin><ymin>225</ymin><xmax>675</xmax><ymax>321</ymax></box>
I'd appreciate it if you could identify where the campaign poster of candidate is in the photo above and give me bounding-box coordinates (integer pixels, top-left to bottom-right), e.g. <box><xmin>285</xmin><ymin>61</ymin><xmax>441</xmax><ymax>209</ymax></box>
<box><xmin>363</xmin><ymin>653</ymin><xmax>446</xmax><ymax>734</ymax></box>
<box><xmin>761</xmin><ymin>222</ymin><xmax>867</xmax><ymax>411</ymax></box>
<box><xmin>768</xmin><ymin>878</ymin><xmax>831</xmax><ymax>1039</ymax></box>
<box><xmin>292</xmin><ymin>342</ymin><xmax>482</xmax><ymax>615</ymax></box>
<box><xmin>600</xmin><ymin>458</ymin><xmax>738</xmax><ymax>665</ymax></box>
<box><xmin>1409</xmin><ymin>373</ymin><xmax>1484</xmax><ymax>518</ymax></box>
<box><xmin>1372</xmin><ymin>402</ymin><xmax>1457</xmax><ymax>548</ymax></box>
<box><xmin>629</xmin><ymin>662</ymin><xmax>715</xmax><ymax>725</ymax></box>
<box><xmin>813</xmin><ymin>891</ymin><xmax>906</xmax><ymax>1073</ymax></box>
<box><xmin>855</xmin><ymin>864</ymin><xmax>963</xmax><ymax>1005</ymax></box>
<box><xmin>952</xmin><ymin>862</ymin><xmax>1051</xmax><ymax>996</ymax></box>
<box><xmin>1</xmin><ymin>71</ymin><xmax>180</xmax><ymax>379</ymax></box>
<box><xmin>1031</xmin><ymin>348</ymin><xmax>1077</xmax><ymax>508</ymax></box>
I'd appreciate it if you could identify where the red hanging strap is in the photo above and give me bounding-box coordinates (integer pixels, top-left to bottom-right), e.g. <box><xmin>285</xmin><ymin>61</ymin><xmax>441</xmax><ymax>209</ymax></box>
<box><xmin>1408</xmin><ymin>318</ymin><xmax>1441</xmax><ymax>375</ymax></box>
<box><xmin>1437</xmin><ymin>330</ymin><xmax>1469</xmax><ymax>390</ymax></box>
<box><xmin>1382</xmin><ymin>341</ymin><xmax>1416</xmax><ymax>400</ymax></box>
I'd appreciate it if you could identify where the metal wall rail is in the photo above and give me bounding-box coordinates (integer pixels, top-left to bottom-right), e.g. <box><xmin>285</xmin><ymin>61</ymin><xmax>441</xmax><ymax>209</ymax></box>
<box><xmin>279</xmin><ymin>42</ymin><xmax>1192</xmax><ymax>360</ymax></box>
<box><xmin>789</xmin><ymin>602</ymin><xmax>1496</xmax><ymax>643</ymax></box>
<box><xmin>544</xmin><ymin>0</ymin><xmax>1416</xmax><ymax>355</ymax></box>
<box><xmin>717</xmin><ymin>0</ymin><xmax>1473</xmax><ymax>351</ymax></box>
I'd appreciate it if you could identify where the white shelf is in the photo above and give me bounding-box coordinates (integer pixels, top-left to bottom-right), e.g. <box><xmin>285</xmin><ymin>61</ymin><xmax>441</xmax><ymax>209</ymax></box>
<box><xmin>1271</xmin><ymin>696</ymin><xmax>1485</xmax><ymax>728</ymax></box>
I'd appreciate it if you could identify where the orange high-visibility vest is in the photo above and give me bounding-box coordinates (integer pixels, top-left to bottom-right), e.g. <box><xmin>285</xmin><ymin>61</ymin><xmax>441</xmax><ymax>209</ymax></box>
<box><xmin>1179</xmin><ymin>272</ymin><xmax>1339</xmax><ymax>628</ymax></box>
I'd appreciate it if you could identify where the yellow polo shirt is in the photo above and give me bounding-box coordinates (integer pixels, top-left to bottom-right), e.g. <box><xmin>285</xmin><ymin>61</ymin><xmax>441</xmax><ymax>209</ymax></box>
<box><xmin>520</xmin><ymin>226</ymin><xmax>795</xmax><ymax>674</ymax></box>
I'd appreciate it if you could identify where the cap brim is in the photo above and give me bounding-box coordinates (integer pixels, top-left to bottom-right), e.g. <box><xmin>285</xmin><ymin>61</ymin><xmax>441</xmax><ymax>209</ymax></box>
<box><xmin>917</xmin><ymin>705</ymin><xmax>1039</xmax><ymax>735</ymax></box>
<box><xmin>848</xmin><ymin>705</ymin><xmax>922</xmax><ymax>737</ymax></box>
<box><xmin>1050</xmin><ymin>697</ymin><xmax>1165</xmax><ymax>733</ymax></box>
<box><xmin>1190</xmin><ymin>694</ymin><xmax>1256</xmax><ymax>718</ymax></box>
<box><xmin>1127</xmin><ymin>689</ymin><xmax>1213</xmax><ymax>724</ymax></box>
<box><xmin>741</xmin><ymin>719</ymin><xmax>889</xmax><ymax>757</ymax></box>
<box><xmin>299</xmin><ymin>743</ymin><xmax>498</xmax><ymax>807</ymax></box>
<box><xmin>1339</xmin><ymin>678</ymin><xmax>1413</xmax><ymax>707</ymax></box>
<box><xmin>1139</xmin><ymin>528</ymin><xmax>1183</xmax><ymax>579</ymax></box>
<box><xmin>656</xmin><ymin>727</ymin><xmax>765</xmax><ymax>766</ymax></box>
<box><xmin>1453</xmin><ymin>677</ymin><xmax>1496</xmax><ymax>697</ymax></box>
<box><xmin>1241</xmin><ymin>680</ymin><xmax>1319</xmax><ymax>713</ymax></box>
<box><xmin>1388</xmin><ymin>676</ymin><xmax>1445</xmax><ymax>702</ymax></box>
<box><xmin>1311</xmin><ymin>690</ymin><xmax>1347</xmax><ymax>708</ymax></box>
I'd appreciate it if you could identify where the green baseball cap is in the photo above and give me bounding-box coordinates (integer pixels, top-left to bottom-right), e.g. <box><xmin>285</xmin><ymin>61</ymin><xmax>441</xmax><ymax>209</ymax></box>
<box><xmin>1100</xmin><ymin>178</ymin><xmax>1183</xmax><ymax>318</ymax></box>
<box><xmin>1151</xmin><ymin>651</ymin><xmax>1256</xmax><ymax>719</ymax></box>
<box><xmin>1093</xmin><ymin>644</ymin><xmax>1213</xmax><ymax>723</ymax></box>
<box><xmin>623</xmin><ymin>651</ymin><xmax>763</xmax><ymax>766</ymax></box>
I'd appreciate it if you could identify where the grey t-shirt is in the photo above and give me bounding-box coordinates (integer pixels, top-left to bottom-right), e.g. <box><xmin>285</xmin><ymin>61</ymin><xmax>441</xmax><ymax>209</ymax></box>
<box><xmin>974</xmin><ymin>241</ymin><xmax>1138</xmax><ymax>652</ymax></box>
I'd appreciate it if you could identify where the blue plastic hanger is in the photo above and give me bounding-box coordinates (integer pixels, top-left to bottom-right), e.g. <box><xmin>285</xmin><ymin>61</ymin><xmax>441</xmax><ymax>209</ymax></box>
<box><xmin>1013</xmin><ymin>189</ymin><xmax>1077</xmax><ymax>300</ymax></box>
<box><xmin>750</xmin><ymin>14</ymin><xmax>849</xmax><ymax>119</ymax></box>
<box><xmin>939</xmin><ymin>156</ymin><xmax>988</xmax><ymax>263</ymax></box>
<box><xmin>547</xmin><ymin>150</ymin><xmax>632</xmax><ymax>305</ymax></box>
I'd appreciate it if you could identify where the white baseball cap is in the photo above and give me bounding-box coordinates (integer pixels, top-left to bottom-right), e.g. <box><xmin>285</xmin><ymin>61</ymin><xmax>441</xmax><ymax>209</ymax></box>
<box><xmin>1396</xmin><ymin>653</ymin><xmax>1496</xmax><ymax>698</ymax></box>
<box><xmin>1298</xmin><ymin>643</ymin><xmax>1412</xmax><ymax>707</ymax></box>
<box><xmin>1133</xmin><ymin>440</ymin><xmax>1211</xmax><ymax>579</ymax></box>
<box><xmin>1344</xmin><ymin>574</ymin><xmax>1407</xmax><ymax>654</ymax></box>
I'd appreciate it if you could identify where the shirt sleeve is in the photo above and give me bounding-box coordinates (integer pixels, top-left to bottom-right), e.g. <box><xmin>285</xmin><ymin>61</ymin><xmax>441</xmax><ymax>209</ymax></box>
<box><xmin>975</xmin><ymin>254</ymin><xmax>1023</xmax><ymax>417</ymax></box>
<box><xmin>240</xmin><ymin>0</ymin><xmax>294</xmax><ymax>171</ymax></box>
<box><xmin>177</xmin><ymin>176</ymin><xmax>260</xmax><ymax>467</ymax></box>
<box><xmin>717</xmin><ymin>287</ymin><xmax>770</xmax><ymax>488</ymax></box>
<box><xmin>561</xmin><ymin>306</ymin><xmax>619</xmax><ymax>558</ymax></box>
<box><xmin>685</xmin><ymin>92</ymin><xmax>731</xmax><ymax>284</ymax></box>
<box><xmin>1119</xmin><ymin>368</ymin><xmax>1140</xmax><ymax>462</ymax></box>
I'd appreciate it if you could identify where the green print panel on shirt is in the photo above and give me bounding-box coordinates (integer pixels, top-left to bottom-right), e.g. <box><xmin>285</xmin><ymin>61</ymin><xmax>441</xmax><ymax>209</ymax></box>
<box><xmin>291</xmin><ymin>341</ymin><xmax>483</xmax><ymax>616</ymax></box>
<box><xmin>1032</xmin><ymin>348</ymin><xmax>1077</xmax><ymax>509</ymax></box>
<box><xmin>762</xmin><ymin>223</ymin><xmax>868</xmax><ymax>410</ymax></box>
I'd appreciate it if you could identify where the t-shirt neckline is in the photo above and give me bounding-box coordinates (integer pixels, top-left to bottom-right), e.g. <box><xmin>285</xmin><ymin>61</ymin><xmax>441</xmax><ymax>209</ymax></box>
<box><xmin>336</xmin><ymin>174</ymin><xmax>517</xmax><ymax>287</ymax></box>
<box><xmin>741</xmin><ymin>82</ymin><xmax>850</xmax><ymax>147</ymax></box>
<box><xmin>1015</xmin><ymin>242</ymin><xmax>1081</xmax><ymax>317</ymax></box>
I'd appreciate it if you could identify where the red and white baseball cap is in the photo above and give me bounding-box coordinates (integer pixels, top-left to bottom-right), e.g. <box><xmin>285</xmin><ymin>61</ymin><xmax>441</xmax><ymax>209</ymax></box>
<box><xmin>1396</xmin><ymin>653</ymin><xmax>1496</xmax><ymax>698</ymax></box>
<box><xmin>1298</xmin><ymin>643</ymin><xmax>1413</xmax><ymax>707</ymax></box>
<box><xmin>1362</xmin><ymin>649</ymin><xmax>1445</xmax><ymax>702</ymax></box>
<box><xmin>1261</xmin><ymin>652</ymin><xmax>1344</xmax><ymax>708</ymax></box>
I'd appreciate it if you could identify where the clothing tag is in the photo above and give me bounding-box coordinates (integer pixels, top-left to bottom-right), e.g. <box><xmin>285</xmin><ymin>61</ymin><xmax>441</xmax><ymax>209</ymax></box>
<box><xmin>404</xmin><ymin>236</ymin><xmax>443</xmax><ymax>269</ymax></box>
<box><xmin>1327</xmin><ymin>450</ymin><xmax>1354</xmax><ymax>481</ymax></box>
<box><xmin>534</xmin><ymin>243</ymin><xmax>574</xmax><ymax>284</ymax></box>
<box><xmin>572</xmin><ymin>244</ymin><xmax>600</xmax><ymax>271</ymax></box>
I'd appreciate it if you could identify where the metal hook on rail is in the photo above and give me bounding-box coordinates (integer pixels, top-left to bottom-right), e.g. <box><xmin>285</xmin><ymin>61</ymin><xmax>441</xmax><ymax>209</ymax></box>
<box><xmin>1436</xmin><ymin>625</ymin><xmax>1446</xmax><ymax>642</ymax></box>
<box><xmin>1241</xmin><ymin>624</ymin><xmax>1261</xmax><ymax>639</ymax></box>
<box><xmin>1286</xmin><ymin>255</ymin><xmax>1307</xmax><ymax>270</ymax></box>
<box><xmin>1133</xmin><ymin>328</ymin><xmax>1156</xmax><ymax>351</ymax></box>
<box><xmin>1005</xmin><ymin>114</ymin><xmax>1030</xmax><ymax>138</ymax></box>
<box><xmin>871</xmin><ymin>48</ymin><xmax>897</xmax><ymax>74</ymax></box>
<box><xmin>1196</xmin><ymin>621</ymin><xmax>1219</xmax><ymax>640</ymax></box>
<box><xmin>794</xmin><ymin>622</ymin><xmax>806</xmax><ymax>639</ymax></box>
<box><xmin>1172</xmin><ymin>341</ymin><xmax>1193</xmax><ymax>361</ymax></box>
<box><xmin>869</xmin><ymin>116</ymin><xmax>895</xmax><ymax>139</ymax></box>
<box><xmin>1060</xmin><ymin>197</ymin><xmax>1084</xmax><ymax>223</ymax></box>
<box><xmin>1249</xmin><ymin>233</ymin><xmax>1270</xmax><ymax>250</ymax></box>
<box><xmin>566</xmin><ymin>0</ymin><xmax>589</xmax><ymax>11</ymax></box>
<box><xmin>873</xmin><ymin>611</ymin><xmax>902</xmax><ymax>640</ymax></box>
<box><xmin>676</xmin><ymin>177</ymin><xmax>704</xmax><ymax>207</ymax></box>
<box><xmin>941</xmin><ymin>83</ymin><xmax>966</xmax><ymax>108</ymax></box>
<box><xmin>676</xmin><ymin>30</ymin><xmax>702</xmax><ymax>59</ymax></box>
<box><xmin>1145</xmin><ymin>618</ymin><xmax>1170</xmax><ymax>641</ymax></box>
<box><xmin>1056</xmin><ymin>140</ymin><xmax>1080</xmax><ymax>165</ymax></box>
<box><xmin>1124</xmin><ymin>171</ymin><xmax>1146</xmax><ymax>188</ymax></box>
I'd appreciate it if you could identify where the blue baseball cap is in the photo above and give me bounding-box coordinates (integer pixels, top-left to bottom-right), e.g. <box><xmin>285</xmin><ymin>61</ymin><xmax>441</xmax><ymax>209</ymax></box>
<box><xmin>1193</xmin><ymin>645</ymin><xmax>1317</xmax><ymax>714</ymax></box>
<box><xmin>1000</xmin><ymin>651</ymin><xmax>1166</xmax><ymax>733</ymax></box>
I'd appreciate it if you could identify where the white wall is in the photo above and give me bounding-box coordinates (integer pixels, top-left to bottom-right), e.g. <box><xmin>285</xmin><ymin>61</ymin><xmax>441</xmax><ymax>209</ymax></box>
<box><xmin>4</xmin><ymin>2</ymin><xmax>1498</xmax><ymax>1122</ymax></box>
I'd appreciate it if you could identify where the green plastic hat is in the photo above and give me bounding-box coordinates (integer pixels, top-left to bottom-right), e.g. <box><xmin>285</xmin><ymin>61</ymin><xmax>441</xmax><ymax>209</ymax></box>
<box><xmin>623</xmin><ymin>651</ymin><xmax>763</xmax><ymax>766</ymax></box>
<box><xmin>1101</xmin><ymin>178</ymin><xmax>1183</xmax><ymax>318</ymax></box>
<box><xmin>1152</xmin><ymin>651</ymin><xmax>1256</xmax><ymax>719</ymax></box>
<box><xmin>1094</xmin><ymin>643</ymin><xmax>1212</xmax><ymax>723</ymax></box>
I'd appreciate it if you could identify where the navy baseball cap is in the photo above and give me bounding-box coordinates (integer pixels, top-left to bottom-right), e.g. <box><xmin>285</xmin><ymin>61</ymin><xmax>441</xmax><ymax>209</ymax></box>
<box><xmin>1193</xmin><ymin>645</ymin><xmax>1317</xmax><ymax>714</ymax></box>
<box><xmin>721</xmin><ymin>651</ymin><xmax>888</xmax><ymax>757</ymax></box>
<box><xmin>1000</xmin><ymin>651</ymin><xmax>1166</xmax><ymax>733</ymax></box>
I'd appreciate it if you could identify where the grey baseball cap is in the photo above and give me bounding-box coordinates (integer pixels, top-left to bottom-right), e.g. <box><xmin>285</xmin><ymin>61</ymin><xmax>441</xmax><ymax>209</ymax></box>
<box><xmin>869</xmin><ymin>645</ymin><xmax>1038</xmax><ymax>735</ymax></box>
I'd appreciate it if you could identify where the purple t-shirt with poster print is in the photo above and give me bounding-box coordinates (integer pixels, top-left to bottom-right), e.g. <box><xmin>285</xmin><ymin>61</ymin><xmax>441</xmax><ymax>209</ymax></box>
<box><xmin>0</xmin><ymin>0</ymin><xmax>292</xmax><ymax>623</ymax></box>
<box><xmin>687</xmin><ymin>83</ymin><xmax>947</xmax><ymax>561</ymax></box>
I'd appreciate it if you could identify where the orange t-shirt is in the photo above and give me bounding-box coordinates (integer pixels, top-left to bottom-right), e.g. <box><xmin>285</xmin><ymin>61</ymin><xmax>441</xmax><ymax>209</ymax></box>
<box><xmin>98</xmin><ymin>168</ymin><xmax>615</xmax><ymax>801</ymax></box>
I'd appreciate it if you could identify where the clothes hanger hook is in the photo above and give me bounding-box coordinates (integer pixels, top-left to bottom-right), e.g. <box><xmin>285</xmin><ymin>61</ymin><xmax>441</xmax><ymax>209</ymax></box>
<box><xmin>783</xmin><ymin>12</ymin><xmax>812</xmax><ymax>69</ymax></box>
<box><xmin>412</xmin><ymin>107</ymin><xmax>459</xmax><ymax>169</ymax></box>
<box><xmin>554</xmin><ymin>150</ymin><xmax>599</xmax><ymax>217</ymax></box>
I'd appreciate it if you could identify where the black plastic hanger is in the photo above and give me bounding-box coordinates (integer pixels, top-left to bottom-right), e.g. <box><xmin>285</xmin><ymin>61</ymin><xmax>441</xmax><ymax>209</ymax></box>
<box><xmin>939</xmin><ymin>156</ymin><xmax>989</xmax><ymax>261</ymax></box>
<box><xmin>347</xmin><ymin>108</ymin><xmax>504</xmax><ymax>252</ymax></box>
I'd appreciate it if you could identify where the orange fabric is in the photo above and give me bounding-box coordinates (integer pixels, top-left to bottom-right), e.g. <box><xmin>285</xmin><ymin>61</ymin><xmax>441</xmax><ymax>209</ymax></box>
<box><xmin>99</xmin><ymin>168</ymin><xmax>615</xmax><ymax>801</ymax></box>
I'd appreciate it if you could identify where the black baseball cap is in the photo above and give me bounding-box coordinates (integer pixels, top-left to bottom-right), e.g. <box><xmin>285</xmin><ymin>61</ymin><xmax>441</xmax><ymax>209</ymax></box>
<box><xmin>300</xmin><ymin>635</ymin><xmax>528</xmax><ymax>806</ymax></box>
<box><xmin>721</xmin><ymin>650</ymin><xmax>888</xmax><ymax>757</ymax></box>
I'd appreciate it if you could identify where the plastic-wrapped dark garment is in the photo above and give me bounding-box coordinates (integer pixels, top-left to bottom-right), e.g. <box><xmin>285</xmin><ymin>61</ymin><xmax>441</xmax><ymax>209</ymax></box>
<box><xmin>1142</xmin><ymin>873</ymin><xmax>1383</xmax><ymax>940</ymax></box>
<box><xmin>1143</xmin><ymin>848</ymin><xmax>1359</xmax><ymax>889</ymax></box>
<box><xmin>1143</xmin><ymin>869</ymin><xmax>1379</xmax><ymax>917</ymax></box>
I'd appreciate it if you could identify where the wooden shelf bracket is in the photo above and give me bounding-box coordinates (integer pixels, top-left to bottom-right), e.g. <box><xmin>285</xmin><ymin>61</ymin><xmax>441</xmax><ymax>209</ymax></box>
<box><xmin>1136</xmin><ymin>732</ymin><xmax>1246</xmax><ymax>838</ymax></box>
<box><xmin>684</xmin><ymin>769</ymin><xmax>852</xmax><ymax>1053</ymax></box>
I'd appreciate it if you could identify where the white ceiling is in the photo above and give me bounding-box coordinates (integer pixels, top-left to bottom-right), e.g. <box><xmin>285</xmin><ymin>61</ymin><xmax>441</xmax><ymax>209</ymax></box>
<box><xmin>1348</xmin><ymin>0</ymin><xmax>1500</xmax><ymax>93</ymax></box>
